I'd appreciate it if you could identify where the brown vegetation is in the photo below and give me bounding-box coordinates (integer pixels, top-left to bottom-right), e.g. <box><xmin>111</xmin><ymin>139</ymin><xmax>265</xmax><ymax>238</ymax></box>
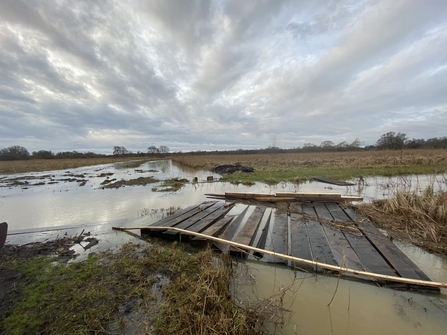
<box><xmin>172</xmin><ymin>149</ymin><xmax>447</xmax><ymax>170</ymax></box>
<box><xmin>171</xmin><ymin>149</ymin><xmax>447</xmax><ymax>183</ymax></box>
<box><xmin>0</xmin><ymin>157</ymin><xmax>148</xmax><ymax>175</ymax></box>
<box><xmin>356</xmin><ymin>187</ymin><xmax>447</xmax><ymax>256</ymax></box>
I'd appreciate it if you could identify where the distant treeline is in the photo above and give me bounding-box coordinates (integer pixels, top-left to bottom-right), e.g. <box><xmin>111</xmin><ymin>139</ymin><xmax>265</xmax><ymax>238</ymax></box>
<box><xmin>1</xmin><ymin>132</ymin><xmax>447</xmax><ymax>161</ymax></box>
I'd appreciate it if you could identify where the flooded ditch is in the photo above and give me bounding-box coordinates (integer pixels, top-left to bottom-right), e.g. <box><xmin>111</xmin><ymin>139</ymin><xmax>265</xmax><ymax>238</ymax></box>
<box><xmin>1</xmin><ymin>159</ymin><xmax>447</xmax><ymax>334</ymax></box>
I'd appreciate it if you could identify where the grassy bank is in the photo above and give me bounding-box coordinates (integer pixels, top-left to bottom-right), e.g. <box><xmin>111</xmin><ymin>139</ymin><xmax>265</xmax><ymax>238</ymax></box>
<box><xmin>356</xmin><ymin>187</ymin><xmax>447</xmax><ymax>256</ymax></box>
<box><xmin>0</xmin><ymin>241</ymin><xmax>265</xmax><ymax>335</ymax></box>
<box><xmin>0</xmin><ymin>157</ymin><xmax>149</xmax><ymax>175</ymax></box>
<box><xmin>171</xmin><ymin>149</ymin><xmax>447</xmax><ymax>183</ymax></box>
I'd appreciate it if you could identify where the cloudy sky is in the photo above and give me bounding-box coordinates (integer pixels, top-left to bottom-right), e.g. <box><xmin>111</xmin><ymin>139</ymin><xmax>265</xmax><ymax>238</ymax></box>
<box><xmin>0</xmin><ymin>0</ymin><xmax>446</xmax><ymax>153</ymax></box>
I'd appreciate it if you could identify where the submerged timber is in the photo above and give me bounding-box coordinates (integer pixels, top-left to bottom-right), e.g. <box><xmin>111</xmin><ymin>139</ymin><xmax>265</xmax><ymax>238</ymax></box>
<box><xmin>119</xmin><ymin>193</ymin><xmax>443</xmax><ymax>292</ymax></box>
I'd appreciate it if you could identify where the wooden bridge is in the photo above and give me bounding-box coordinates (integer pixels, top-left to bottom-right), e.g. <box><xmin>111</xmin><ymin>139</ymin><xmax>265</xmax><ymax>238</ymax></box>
<box><xmin>137</xmin><ymin>195</ymin><xmax>442</xmax><ymax>292</ymax></box>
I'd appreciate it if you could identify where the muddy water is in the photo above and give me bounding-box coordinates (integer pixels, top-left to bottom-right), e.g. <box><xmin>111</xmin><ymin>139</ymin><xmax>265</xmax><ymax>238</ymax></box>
<box><xmin>1</xmin><ymin>160</ymin><xmax>447</xmax><ymax>333</ymax></box>
<box><xmin>235</xmin><ymin>243</ymin><xmax>447</xmax><ymax>335</ymax></box>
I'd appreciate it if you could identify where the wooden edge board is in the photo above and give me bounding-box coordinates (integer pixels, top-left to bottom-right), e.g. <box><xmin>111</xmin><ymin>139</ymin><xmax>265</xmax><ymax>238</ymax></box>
<box><xmin>276</xmin><ymin>192</ymin><xmax>342</xmax><ymax>199</ymax></box>
<box><xmin>112</xmin><ymin>225</ymin><xmax>447</xmax><ymax>290</ymax></box>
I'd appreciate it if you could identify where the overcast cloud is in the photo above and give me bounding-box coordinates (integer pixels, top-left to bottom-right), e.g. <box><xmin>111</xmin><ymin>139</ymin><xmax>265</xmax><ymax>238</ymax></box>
<box><xmin>0</xmin><ymin>0</ymin><xmax>446</xmax><ymax>153</ymax></box>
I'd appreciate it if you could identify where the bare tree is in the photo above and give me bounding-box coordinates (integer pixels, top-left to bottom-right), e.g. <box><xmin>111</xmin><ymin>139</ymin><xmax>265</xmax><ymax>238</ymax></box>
<box><xmin>113</xmin><ymin>146</ymin><xmax>129</xmax><ymax>156</ymax></box>
<box><xmin>159</xmin><ymin>145</ymin><xmax>170</xmax><ymax>154</ymax></box>
<box><xmin>147</xmin><ymin>145</ymin><xmax>160</xmax><ymax>154</ymax></box>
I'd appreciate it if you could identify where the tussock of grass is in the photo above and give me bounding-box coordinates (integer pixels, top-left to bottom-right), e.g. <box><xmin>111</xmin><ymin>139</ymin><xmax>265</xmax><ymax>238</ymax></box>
<box><xmin>1</xmin><ymin>242</ymin><xmax>265</xmax><ymax>335</ymax></box>
<box><xmin>156</xmin><ymin>251</ymin><xmax>263</xmax><ymax>335</ymax></box>
<box><xmin>103</xmin><ymin>176</ymin><xmax>159</xmax><ymax>188</ymax></box>
<box><xmin>356</xmin><ymin>187</ymin><xmax>447</xmax><ymax>255</ymax></box>
<box><xmin>152</xmin><ymin>177</ymin><xmax>189</xmax><ymax>192</ymax></box>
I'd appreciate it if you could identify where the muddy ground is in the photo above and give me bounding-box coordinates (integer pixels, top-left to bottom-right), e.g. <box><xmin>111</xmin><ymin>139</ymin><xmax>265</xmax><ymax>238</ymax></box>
<box><xmin>0</xmin><ymin>234</ymin><xmax>99</xmax><ymax>329</ymax></box>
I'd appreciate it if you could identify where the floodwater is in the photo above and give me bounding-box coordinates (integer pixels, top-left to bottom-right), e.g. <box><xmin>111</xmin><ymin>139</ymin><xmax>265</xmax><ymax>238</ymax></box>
<box><xmin>1</xmin><ymin>159</ymin><xmax>447</xmax><ymax>334</ymax></box>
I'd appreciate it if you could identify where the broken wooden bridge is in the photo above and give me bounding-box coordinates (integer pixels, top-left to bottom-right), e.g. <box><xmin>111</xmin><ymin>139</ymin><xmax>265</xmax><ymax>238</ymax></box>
<box><xmin>135</xmin><ymin>194</ymin><xmax>442</xmax><ymax>292</ymax></box>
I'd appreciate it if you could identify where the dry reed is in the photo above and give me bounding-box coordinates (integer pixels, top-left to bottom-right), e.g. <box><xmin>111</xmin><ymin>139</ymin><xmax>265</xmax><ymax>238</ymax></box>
<box><xmin>356</xmin><ymin>187</ymin><xmax>447</xmax><ymax>255</ymax></box>
<box><xmin>171</xmin><ymin>149</ymin><xmax>447</xmax><ymax>170</ymax></box>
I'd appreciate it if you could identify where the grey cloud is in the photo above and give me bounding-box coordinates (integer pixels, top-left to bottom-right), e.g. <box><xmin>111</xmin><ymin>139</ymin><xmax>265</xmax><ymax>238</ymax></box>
<box><xmin>0</xmin><ymin>0</ymin><xmax>446</xmax><ymax>153</ymax></box>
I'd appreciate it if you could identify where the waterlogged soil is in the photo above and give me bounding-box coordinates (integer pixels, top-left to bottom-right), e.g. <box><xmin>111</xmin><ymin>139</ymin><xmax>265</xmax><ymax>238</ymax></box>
<box><xmin>0</xmin><ymin>238</ymin><xmax>171</xmax><ymax>335</ymax></box>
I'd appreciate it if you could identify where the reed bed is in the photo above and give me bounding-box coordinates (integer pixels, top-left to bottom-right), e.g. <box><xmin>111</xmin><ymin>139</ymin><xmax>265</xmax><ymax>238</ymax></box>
<box><xmin>356</xmin><ymin>187</ymin><xmax>447</xmax><ymax>255</ymax></box>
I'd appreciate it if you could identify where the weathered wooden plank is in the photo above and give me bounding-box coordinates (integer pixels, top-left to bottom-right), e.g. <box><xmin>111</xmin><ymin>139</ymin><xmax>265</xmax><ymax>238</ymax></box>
<box><xmin>344</xmin><ymin>231</ymin><xmax>397</xmax><ymax>276</ymax></box>
<box><xmin>163</xmin><ymin>202</ymin><xmax>223</xmax><ymax>235</ymax></box>
<box><xmin>253</xmin><ymin>196</ymin><xmax>297</xmax><ymax>202</ymax></box>
<box><xmin>300</xmin><ymin>203</ymin><xmax>317</xmax><ymax>218</ymax></box>
<box><xmin>277</xmin><ymin>192</ymin><xmax>342</xmax><ymax>200</ymax></box>
<box><xmin>313</xmin><ymin>203</ymin><xmax>334</xmax><ymax>221</ymax></box>
<box><xmin>343</xmin><ymin>207</ymin><xmax>433</xmax><ymax>282</ymax></box>
<box><xmin>188</xmin><ymin>205</ymin><xmax>233</xmax><ymax>233</ymax></box>
<box><xmin>320</xmin><ymin>223</ymin><xmax>365</xmax><ymax>271</ymax></box>
<box><xmin>324</xmin><ymin>203</ymin><xmax>351</xmax><ymax>222</ymax></box>
<box><xmin>265</xmin><ymin>213</ymin><xmax>288</xmax><ymax>263</ymax></box>
<box><xmin>191</xmin><ymin>216</ymin><xmax>234</xmax><ymax>242</ymax></box>
<box><xmin>0</xmin><ymin>222</ymin><xmax>7</xmax><ymax>250</ymax></box>
<box><xmin>232</xmin><ymin>206</ymin><xmax>266</xmax><ymax>247</ymax></box>
<box><xmin>305</xmin><ymin>218</ymin><xmax>338</xmax><ymax>266</ymax></box>
<box><xmin>148</xmin><ymin>202</ymin><xmax>215</xmax><ymax>228</ymax></box>
<box><xmin>313</xmin><ymin>176</ymin><xmax>355</xmax><ymax>186</ymax></box>
<box><xmin>225</xmin><ymin>192</ymin><xmax>271</xmax><ymax>199</ymax></box>
<box><xmin>214</xmin><ymin>206</ymin><xmax>249</xmax><ymax>252</ymax></box>
<box><xmin>289</xmin><ymin>213</ymin><xmax>314</xmax><ymax>269</ymax></box>
<box><xmin>300</xmin><ymin>203</ymin><xmax>337</xmax><ymax>266</ymax></box>
<box><xmin>311</xmin><ymin>203</ymin><xmax>365</xmax><ymax>271</ymax></box>
<box><xmin>253</xmin><ymin>211</ymin><xmax>272</xmax><ymax>258</ymax></box>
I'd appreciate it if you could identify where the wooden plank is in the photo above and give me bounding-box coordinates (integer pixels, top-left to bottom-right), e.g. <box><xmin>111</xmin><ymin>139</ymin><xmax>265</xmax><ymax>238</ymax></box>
<box><xmin>277</xmin><ymin>192</ymin><xmax>342</xmax><ymax>200</ymax></box>
<box><xmin>344</xmin><ymin>231</ymin><xmax>397</xmax><ymax>276</ymax></box>
<box><xmin>320</xmin><ymin>223</ymin><xmax>365</xmax><ymax>271</ymax></box>
<box><xmin>214</xmin><ymin>206</ymin><xmax>249</xmax><ymax>252</ymax></box>
<box><xmin>225</xmin><ymin>192</ymin><xmax>271</xmax><ymax>199</ymax></box>
<box><xmin>289</xmin><ymin>213</ymin><xmax>314</xmax><ymax>270</ymax></box>
<box><xmin>254</xmin><ymin>211</ymin><xmax>272</xmax><ymax>258</ymax></box>
<box><xmin>163</xmin><ymin>202</ymin><xmax>223</xmax><ymax>235</ymax></box>
<box><xmin>313</xmin><ymin>203</ymin><xmax>334</xmax><ymax>221</ymax></box>
<box><xmin>188</xmin><ymin>205</ymin><xmax>233</xmax><ymax>233</ymax></box>
<box><xmin>305</xmin><ymin>218</ymin><xmax>338</xmax><ymax>266</ymax></box>
<box><xmin>253</xmin><ymin>196</ymin><xmax>296</xmax><ymax>202</ymax></box>
<box><xmin>232</xmin><ymin>206</ymin><xmax>266</xmax><ymax>247</ymax></box>
<box><xmin>300</xmin><ymin>203</ymin><xmax>317</xmax><ymax>218</ymax></box>
<box><xmin>300</xmin><ymin>203</ymin><xmax>337</xmax><ymax>266</ymax></box>
<box><xmin>191</xmin><ymin>216</ymin><xmax>234</xmax><ymax>241</ymax></box>
<box><xmin>313</xmin><ymin>176</ymin><xmax>355</xmax><ymax>186</ymax></box>
<box><xmin>265</xmin><ymin>213</ymin><xmax>288</xmax><ymax>263</ymax></box>
<box><xmin>310</xmin><ymin>203</ymin><xmax>366</xmax><ymax>271</ymax></box>
<box><xmin>148</xmin><ymin>202</ymin><xmax>215</xmax><ymax>228</ymax></box>
<box><xmin>0</xmin><ymin>222</ymin><xmax>7</xmax><ymax>250</ymax></box>
<box><xmin>324</xmin><ymin>203</ymin><xmax>351</xmax><ymax>222</ymax></box>
<box><xmin>343</xmin><ymin>207</ymin><xmax>432</xmax><ymax>282</ymax></box>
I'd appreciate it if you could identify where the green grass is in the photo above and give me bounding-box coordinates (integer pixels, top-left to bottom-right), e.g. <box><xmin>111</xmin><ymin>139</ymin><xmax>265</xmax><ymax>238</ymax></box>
<box><xmin>114</xmin><ymin>160</ymin><xmax>148</xmax><ymax>169</ymax></box>
<box><xmin>1</xmin><ymin>242</ymin><xmax>264</xmax><ymax>335</ymax></box>
<box><xmin>219</xmin><ymin>164</ymin><xmax>447</xmax><ymax>184</ymax></box>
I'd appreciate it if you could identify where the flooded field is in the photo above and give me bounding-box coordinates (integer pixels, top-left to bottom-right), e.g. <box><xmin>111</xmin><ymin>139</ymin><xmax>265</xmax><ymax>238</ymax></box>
<box><xmin>1</xmin><ymin>159</ymin><xmax>447</xmax><ymax>334</ymax></box>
